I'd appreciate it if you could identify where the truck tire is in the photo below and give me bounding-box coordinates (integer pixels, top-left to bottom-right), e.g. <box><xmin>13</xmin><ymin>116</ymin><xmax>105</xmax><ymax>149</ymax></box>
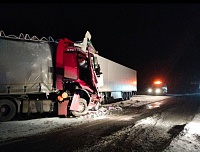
<box><xmin>122</xmin><ymin>92</ymin><xmax>127</xmax><ymax>101</ymax></box>
<box><xmin>0</xmin><ymin>99</ymin><xmax>16</xmax><ymax>122</ymax></box>
<box><xmin>128</xmin><ymin>92</ymin><xmax>132</xmax><ymax>99</ymax></box>
<box><xmin>71</xmin><ymin>98</ymin><xmax>88</xmax><ymax>117</ymax></box>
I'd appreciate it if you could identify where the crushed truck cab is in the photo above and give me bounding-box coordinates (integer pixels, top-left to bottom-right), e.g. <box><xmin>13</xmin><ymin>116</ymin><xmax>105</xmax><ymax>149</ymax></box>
<box><xmin>0</xmin><ymin>30</ymin><xmax>101</xmax><ymax>121</ymax></box>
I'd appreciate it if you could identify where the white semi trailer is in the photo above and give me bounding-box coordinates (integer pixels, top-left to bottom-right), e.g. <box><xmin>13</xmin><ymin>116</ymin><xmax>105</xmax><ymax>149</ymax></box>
<box><xmin>95</xmin><ymin>54</ymin><xmax>137</xmax><ymax>103</ymax></box>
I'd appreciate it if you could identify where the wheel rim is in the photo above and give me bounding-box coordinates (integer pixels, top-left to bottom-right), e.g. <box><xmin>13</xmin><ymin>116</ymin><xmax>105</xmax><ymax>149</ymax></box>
<box><xmin>0</xmin><ymin>104</ymin><xmax>11</xmax><ymax>117</ymax></box>
<box><xmin>78</xmin><ymin>102</ymin><xmax>86</xmax><ymax>112</ymax></box>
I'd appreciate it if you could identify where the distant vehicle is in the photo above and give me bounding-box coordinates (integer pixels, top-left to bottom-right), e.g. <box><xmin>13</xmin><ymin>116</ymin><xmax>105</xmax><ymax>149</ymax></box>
<box><xmin>147</xmin><ymin>80</ymin><xmax>167</xmax><ymax>95</ymax></box>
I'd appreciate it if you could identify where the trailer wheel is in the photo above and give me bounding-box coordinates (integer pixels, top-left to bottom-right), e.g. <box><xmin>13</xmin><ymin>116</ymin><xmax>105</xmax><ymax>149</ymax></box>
<box><xmin>71</xmin><ymin>98</ymin><xmax>88</xmax><ymax>117</ymax></box>
<box><xmin>128</xmin><ymin>92</ymin><xmax>132</xmax><ymax>100</ymax></box>
<box><xmin>0</xmin><ymin>99</ymin><xmax>16</xmax><ymax>122</ymax></box>
<box><xmin>122</xmin><ymin>92</ymin><xmax>127</xmax><ymax>101</ymax></box>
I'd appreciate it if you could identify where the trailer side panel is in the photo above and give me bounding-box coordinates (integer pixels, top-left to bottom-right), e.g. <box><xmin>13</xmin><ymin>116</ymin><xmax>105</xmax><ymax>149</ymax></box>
<box><xmin>96</xmin><ymin>55</ymin><xmax>137</xmax><ymax>93</ymax></box>
<box><xmin>0</xmin><ymin>37</ymin><xmax>56</xmax><ymax>94</ymax></box>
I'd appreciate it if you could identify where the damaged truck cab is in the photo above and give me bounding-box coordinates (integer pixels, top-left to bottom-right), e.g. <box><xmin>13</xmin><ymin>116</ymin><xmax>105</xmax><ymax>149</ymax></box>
<box><xmin>55</xmin><ymin>35</ymin><xmax>102</xmax><ymax>117</ymax></box>
<box><xmin>0</xmin><ymin>30</ymin><xmax>102</xmax><ymax>122</ymax></box>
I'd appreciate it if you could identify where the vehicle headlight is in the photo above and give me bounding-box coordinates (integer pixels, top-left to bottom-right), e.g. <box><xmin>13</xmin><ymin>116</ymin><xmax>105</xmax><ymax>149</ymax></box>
<box><xmin>57</xmin><ymin>95</ymin><xmax>63</xmax><ymax>102</ymax></box>
<box><xmin>148</xmin><ymin>88</ymin><xmax>152</xmax><ymax>93</ymax></box>
<box><xmin>155</xmin><ymin>88</ymin><xmax>161</xmax><ymax>93</ymax></box>
<box><xmin>57</xmin><ymin>92</ymin><xmax>69</xmax><ymax>102</ymax></box>
<box><xmin>62</xmin><ymin>92</ymin><xmax>68</xmax><ymax>98</ymax></box>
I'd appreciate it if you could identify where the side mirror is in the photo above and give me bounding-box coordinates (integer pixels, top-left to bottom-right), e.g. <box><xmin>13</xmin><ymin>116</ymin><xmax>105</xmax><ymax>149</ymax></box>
<box><xmin>93</xmin><ymin>56</ymin><xmax>102</xmax><ymax>77</ymax></box>
<box><xmin>95</xmin><ymin>64</ymin><xmax>102</xmax><ymax>77</ymax></box>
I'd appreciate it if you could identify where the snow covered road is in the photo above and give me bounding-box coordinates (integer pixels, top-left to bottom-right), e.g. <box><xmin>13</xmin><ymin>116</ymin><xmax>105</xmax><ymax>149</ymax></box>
<box><xmin>0</xmin><ymin>95</ymin><xmax>200</xmax><ymax>152</ymax></box>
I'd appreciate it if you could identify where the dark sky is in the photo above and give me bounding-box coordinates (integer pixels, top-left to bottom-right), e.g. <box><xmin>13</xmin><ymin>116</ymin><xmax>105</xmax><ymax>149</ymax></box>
<box><xmin>1</xmin><ymin>3</ymin><xmax>200</xmax><ymax>93</ymax></box>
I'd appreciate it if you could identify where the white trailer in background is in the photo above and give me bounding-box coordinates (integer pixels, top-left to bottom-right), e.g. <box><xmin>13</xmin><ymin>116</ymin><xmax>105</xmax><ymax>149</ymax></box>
<box><xmin>95</xmin><ymin>54</ymin><xmax>137</xmax><ymax>103</ymax></box>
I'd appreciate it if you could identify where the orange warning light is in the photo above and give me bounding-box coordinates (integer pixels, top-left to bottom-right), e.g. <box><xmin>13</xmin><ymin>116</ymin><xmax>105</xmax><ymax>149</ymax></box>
<box><xmin>154</xmin><ymin>80</ymin><xmax>162</xmax><ymax>84</ymax></box>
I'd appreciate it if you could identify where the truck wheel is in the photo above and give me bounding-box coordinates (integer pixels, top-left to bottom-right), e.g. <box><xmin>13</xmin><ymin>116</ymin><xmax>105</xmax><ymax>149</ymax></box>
<box><xmin>122</xmin><ymin>92</ymin><xmax>127</xmax><ymax>100</ymax></box>
<box><xmin>128</xmin><ymin>92</ymin><xmax>132</xmax><ymax>99</ymax></box>
<box><xmin>0</xmin><ymin>99</ymin><xmax>16</xmax><ymax>122</ymax></box>
<box><xmin>71</xmin><ymin>98</ymin><xmax>88</xmax><ymax>117</ymax></box>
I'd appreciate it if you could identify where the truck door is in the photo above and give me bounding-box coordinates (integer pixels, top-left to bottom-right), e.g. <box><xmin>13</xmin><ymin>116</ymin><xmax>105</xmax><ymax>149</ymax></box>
<box><xmin>63</xmin><ymin>52</ymin><xmax>78</xmax><ymax>80</ymax></box>
<box><xmin>78</xmin><ymin>52</ymin><xmax>90</xmax><ymax>81</ymax></box>
<box><xmin>88</xmin><ymin>53</ymin><xmax>98</xmax><ymax>92</ymax></box>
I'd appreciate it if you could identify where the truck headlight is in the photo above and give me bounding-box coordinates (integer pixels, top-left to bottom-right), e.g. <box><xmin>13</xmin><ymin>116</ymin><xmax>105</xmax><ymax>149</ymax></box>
<box><xmin>62</xmin><ymin>92</ymin><xmax>68</xmax><ymax>98</ymax></box>
<box><xmin>57</xmin><ymin>92</ymin><xmax>69</xmax><ymax>102</ymax></box>
<box><xmin>57</xmin><ymin>95</ymin><xmax>63</xmax><ymax>102</ymax></box>
<box><xmin>155</xmin><ymin>88</ymin><xmax>161</xmax><ymax>93</ymax></box>
<box><xmin>148</xmin><ymin>88</ymin><xmax>152</xmax><ymax>93</ymax></box>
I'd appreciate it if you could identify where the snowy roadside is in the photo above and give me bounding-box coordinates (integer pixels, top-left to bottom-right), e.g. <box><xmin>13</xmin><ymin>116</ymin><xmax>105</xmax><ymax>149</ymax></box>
<box><xmin>163</xmin><ymin>106</ymin><xmax>200</xmax><ymax>152</ymax></box>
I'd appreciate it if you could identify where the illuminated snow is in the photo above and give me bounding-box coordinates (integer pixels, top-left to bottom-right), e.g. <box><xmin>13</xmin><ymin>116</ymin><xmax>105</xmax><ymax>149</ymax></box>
<box><xmin>0</xmin><ymin>95</ymin><xmax>200</xmax><ymax>152</ymax></box>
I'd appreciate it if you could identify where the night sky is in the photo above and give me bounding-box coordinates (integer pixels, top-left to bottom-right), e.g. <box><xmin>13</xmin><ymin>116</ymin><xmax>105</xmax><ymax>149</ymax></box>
<box><xmin>1</xmin><ymin>3</ymin><xmax>200</xmax><ymax>93</ymax></box>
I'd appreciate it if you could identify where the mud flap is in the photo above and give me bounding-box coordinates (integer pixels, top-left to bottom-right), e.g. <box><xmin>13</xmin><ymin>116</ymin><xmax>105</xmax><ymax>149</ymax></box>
<box><xmin>70</xmin><ymin>94</ymin><xmax>80</xmax><ymax>111</ymax></box>
<box><xmin>58</xmin><ymin>100</ymin><xmax>69</xmax><ymax>116</ymax></box>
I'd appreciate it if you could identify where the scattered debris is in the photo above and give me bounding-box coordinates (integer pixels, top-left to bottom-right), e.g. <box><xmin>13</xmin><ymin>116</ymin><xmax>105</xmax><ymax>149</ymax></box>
<box><xmin>81</xmin><ymin>105</ymin><xmax>124</xmax><ymax>119</ymax></box>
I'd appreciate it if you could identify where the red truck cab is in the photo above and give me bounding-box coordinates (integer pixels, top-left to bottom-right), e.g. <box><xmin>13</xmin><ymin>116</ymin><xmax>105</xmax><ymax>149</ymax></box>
<box><xmin>55</xmin><ymin>36</ymin><xmax>102</xmax><ymax>117</ymax></box>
